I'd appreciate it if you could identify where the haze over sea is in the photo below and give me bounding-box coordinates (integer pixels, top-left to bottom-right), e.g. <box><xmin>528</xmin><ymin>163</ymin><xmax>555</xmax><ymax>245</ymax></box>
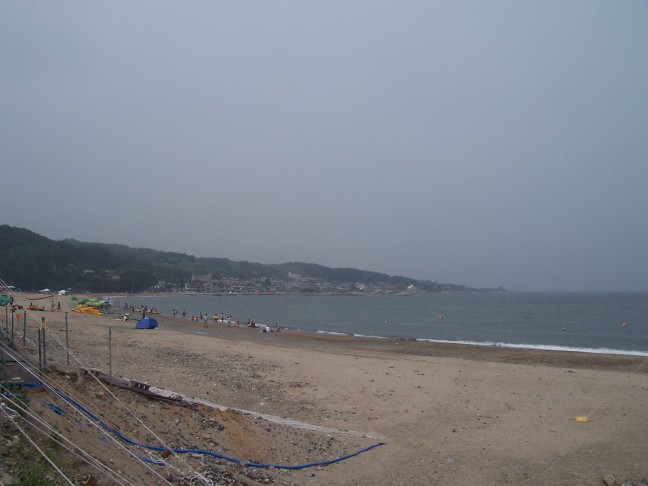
<box><xmin>113</xmin><ymin>292</ymin><xmax>648</xmax><ymax>357</ymax></box>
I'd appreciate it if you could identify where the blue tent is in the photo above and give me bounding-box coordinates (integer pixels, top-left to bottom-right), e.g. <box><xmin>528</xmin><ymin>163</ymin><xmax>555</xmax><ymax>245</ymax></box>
<box><xmin>135</xmin><ymin>317</ymin><xmax>158</xmax><ymax>329</ymax></box>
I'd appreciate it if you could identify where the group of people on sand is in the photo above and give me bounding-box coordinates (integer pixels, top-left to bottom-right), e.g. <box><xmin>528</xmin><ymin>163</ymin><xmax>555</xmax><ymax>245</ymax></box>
<box><xmin>247</xmin><ymin>319</ymin><xmax>280</xmax><ymax>333</ymax></box>
<box><xmin>116</xmin><ymin>304</ymin><xmax>281</xmax><ymax>332</ymax></box>
<box><xmin>189</xmin><ymin>312</ymin><xmax>240</xmax><ymax>328</ymax></box>
<box><xmin>123</xmin><ymin>303</ymin><xmax>159</xmax><ymax>318</ymax></box>
<box><xmin>179</xmin><ymin>312</ymin><xmax>280</xmax><ymax>333</ymax></box>
<box><xmin>27</xmin><ymin>300</ymin><xmax>61</xmax><ymax>312</ymax></box>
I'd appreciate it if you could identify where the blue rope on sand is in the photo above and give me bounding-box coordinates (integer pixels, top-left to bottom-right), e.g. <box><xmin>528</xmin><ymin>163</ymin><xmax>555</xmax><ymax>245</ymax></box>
<box><xmin>1</xmin><ymin>392</ymin><xmax>65</xmax><ymax>415</ymax></box>
<box><xmin>53</xmin><ymin>389</ymin><xmax>386</xmax><ymax>469</ymax></box>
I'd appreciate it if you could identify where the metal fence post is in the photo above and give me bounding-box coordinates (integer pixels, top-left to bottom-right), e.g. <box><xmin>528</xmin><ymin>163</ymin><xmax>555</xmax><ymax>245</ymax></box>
<box><xmin>41</xmin><ymin>318</ymin><xmax>46</xmax><ymax>370</ymax></box>
<box><xmin>108</xmin><ymin>327</ymin><xmax>112</xmax><ymax>390</ymax></box>
<box><xmin>37</xmin><ymin>328</ymin><xmax>42</xmax><ymax>374</ymax></box>
<box><xmin>65</xmin><ymin>312</ymin><xmax>70</xmax><ymax>365</ymax></box>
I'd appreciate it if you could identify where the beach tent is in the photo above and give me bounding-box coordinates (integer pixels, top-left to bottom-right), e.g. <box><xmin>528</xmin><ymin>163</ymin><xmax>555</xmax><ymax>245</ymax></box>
<box><xmin>0</xmin><ymin>295</ymin><xmax>10</xmax><ymax>306</ymax></box>
<box><xmin>135</xmin><ymin>317</ymin><xmax>158</xmax><ymax>329</ymax></box>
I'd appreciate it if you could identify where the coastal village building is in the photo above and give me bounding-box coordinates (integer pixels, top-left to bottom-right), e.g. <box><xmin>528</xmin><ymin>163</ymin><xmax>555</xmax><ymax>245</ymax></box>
<box><xmin>163</xmin><ymin>273</ymin><xmax>417</xmax><ymax>295</ymax></box>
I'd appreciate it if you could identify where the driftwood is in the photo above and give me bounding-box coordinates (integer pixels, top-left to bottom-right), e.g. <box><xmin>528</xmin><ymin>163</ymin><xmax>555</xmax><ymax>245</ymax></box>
<box><xmin>48</xmin><ymin>363</ymin><xmax>187</xmax><ymax>405</ymax></box>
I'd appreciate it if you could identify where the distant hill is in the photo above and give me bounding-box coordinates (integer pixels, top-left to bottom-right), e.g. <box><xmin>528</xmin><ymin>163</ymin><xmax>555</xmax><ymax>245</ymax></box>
<box><xmin>0</xmin><ymin>225</ymin><xmax>486</xmax><ymax>293</ymax></box>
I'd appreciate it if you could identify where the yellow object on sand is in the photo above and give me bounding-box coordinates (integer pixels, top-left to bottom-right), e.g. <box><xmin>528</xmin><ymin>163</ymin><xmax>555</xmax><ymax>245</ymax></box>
<box><xmin>72</xmin><ymin>304</ymin><xmax>102</xmax><ymax>315</ymax></box>
<box><xmin>574</xmin><ymin>416</ymin><xmax>591</xmax><ymax>423</ymax></box>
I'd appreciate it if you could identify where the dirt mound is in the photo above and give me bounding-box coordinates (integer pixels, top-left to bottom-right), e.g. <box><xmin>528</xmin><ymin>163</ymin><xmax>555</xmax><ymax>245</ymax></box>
<box><xmin>1</xmin><ymin>366</ymin><xmax>373</xmax><ymax>485</ymax></box>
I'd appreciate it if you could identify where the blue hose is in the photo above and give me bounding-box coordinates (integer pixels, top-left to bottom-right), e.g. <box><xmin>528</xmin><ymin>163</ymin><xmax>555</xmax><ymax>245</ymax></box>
<box><xmin>52</xmin><ymin>389</ymin><xmax>386</xmax><ymax>469</ymax></box>
<box><xmin>1</xmin><ymin>392</ymin><xmax>66</xmax><ymax>415</ymax></box>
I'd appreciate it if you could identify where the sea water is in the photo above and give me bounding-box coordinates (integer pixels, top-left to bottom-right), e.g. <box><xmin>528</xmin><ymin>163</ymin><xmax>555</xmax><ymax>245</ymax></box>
<box><xmin>112</xmin><ymin>292</ymin><xmax>648</xmax><ymax>356</ymax></box>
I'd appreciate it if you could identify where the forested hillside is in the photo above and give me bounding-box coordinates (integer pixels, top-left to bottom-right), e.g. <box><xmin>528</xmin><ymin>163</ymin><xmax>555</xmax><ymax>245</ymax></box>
<box><xmin>0</xmin><ymin>225</ymin><xmax>476</xmax><ymax>293</ymax></box>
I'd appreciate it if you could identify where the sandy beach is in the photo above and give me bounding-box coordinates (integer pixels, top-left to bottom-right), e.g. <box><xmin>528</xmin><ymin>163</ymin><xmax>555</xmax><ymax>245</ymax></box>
<box><xmin>2</xmin><ymin>293</ymin><xmax>648</xmax><ymax>485</ymax></box>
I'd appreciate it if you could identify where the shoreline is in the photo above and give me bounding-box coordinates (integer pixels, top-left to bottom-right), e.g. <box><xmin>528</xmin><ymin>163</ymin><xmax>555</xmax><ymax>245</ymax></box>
<box><xmin>96</xmin><ymin>292</ymin><xmax>648</xmax><ymax>360</ymax></box>
<box><xmin>141</xmin><ymin>312</ymin><xmax>648</xmax><ymax>374</ymax></box>
<box><xmin>316</xmin><ymin>330</ymin><xmax>648</xmax><ymax>358</ymax></box>
<box><xmin>7</xmin><ymin>289</ymin><xmax>648</xmax><ymax>370</ymax></box>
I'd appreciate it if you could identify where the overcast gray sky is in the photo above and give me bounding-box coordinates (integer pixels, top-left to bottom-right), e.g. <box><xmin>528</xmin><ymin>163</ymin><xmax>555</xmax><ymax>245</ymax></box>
<box><xmin>2</xmin><ymin>2</ymin><xmax>647</xmax><ymax>291</ymax></box>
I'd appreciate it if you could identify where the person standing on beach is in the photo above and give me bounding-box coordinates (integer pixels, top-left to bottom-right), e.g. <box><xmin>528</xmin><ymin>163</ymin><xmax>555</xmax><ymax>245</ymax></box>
<box><xmin>203</xmin><ymin>314</ymin><xmax>208</xmax><ymax>328</ymax></box>
<box><xmin>182</xmin><ymin>308</ymin><xmax>186</xmax><ymax>319</ymax></box>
